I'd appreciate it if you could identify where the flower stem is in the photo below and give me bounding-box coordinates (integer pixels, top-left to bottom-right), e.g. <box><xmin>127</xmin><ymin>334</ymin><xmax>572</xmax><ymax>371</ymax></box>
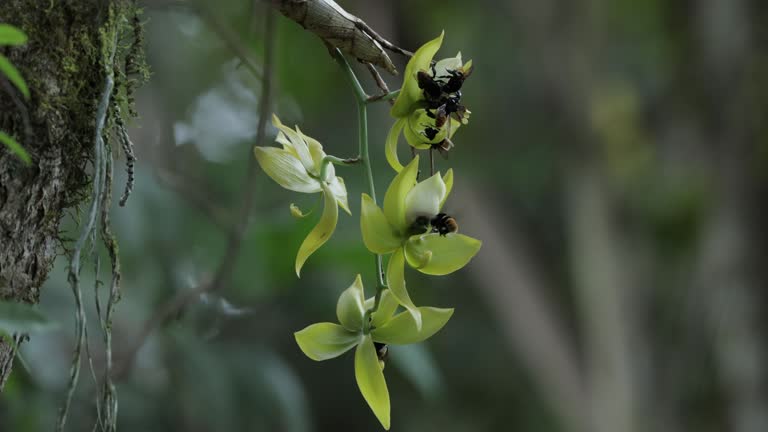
<box><xmin>319</xmin><ymin>155</ymin><xmax>360</xmax><ymax>181</ymax></box>
<box><xmin>333</xmin><ymin>50</ymin><xmax>388</xmax><ymax>329</ymax></box>
<box><xmin>366</xmin><ymin>89</ymin><xmax>400</xmax><ymax>104</ymax></box>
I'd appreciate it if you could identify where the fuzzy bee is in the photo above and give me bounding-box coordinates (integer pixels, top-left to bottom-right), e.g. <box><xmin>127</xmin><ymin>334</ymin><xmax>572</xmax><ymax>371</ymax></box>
<box><xmin>431</xmin><ymin>212</ymin><xmax>459</xmax><ymax>236</ymax></box>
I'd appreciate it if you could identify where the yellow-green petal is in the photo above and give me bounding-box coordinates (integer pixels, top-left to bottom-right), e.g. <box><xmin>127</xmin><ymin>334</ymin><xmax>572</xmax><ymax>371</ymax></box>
<box><xmin>405</xmin><ymin>172</ymin><xmax>445</xmax><ymax>224</ymax></box>
<box><xmin>383</xmin><ymin>156</ymin><xmax>419</xmax><ymax>231</ymax></box>
<box><xmin>294</xmin><ymin>322</ymin><xmax>361</xmax><ymax>361</ymax></box>
<box><xmin>386</xmin><ymin>248</ymin><xmax>421</xmax><ymax>330</ymax></box>
<box><xmin>365</xmin><ymin>289</ymin><xmax>400</xmax><ymax>329</ymax></box>
<box><xmin>385</xmin><ymin>118</ymin><xmax>406</xmax><ymax>173</ymax></box>
<box><xmin>327</xmin><ymin>176</ymin><xmax>351</xmax><ymax>215</ymax></box>
<box><xmin>360</xmin><ymin>193</ymin><xmax>401</xmax><ymax>254</ymax></box>
<box><xmin>272</xmin><ymin>115</ymin><xmax>316</xmax><ymax>175</ymax></box>
<box><xmin>254</xmin><ymin>146</ymin><xmax>320</xmax><ymax>193</ymax></box>
<box><xmin>337</xmin><ymin>274</ymin><xmax>366</xmax><ymax>332</ymax></box>
<box><xmin>390</xmin><ymin>32</ymin><xmax>444</xmax><ymax>118</ymax></box>
<box><xmin>405</xmin><ymin>233</ymin><xmax>482</xmax><ymax>276</ymax></box>
<box><xmin>295</xmin><ymin>185</ymin><xmax>339</xmax><ymax>277</ymax></box>
<box><xmin>355</xmin><ymin>335</ymin><xmax>391</xmax><ymax>430</ymax></box>
<box><xmin>371</xmin><ymin>307</ymin><xmax>453</xmax><ymax>345</ymax></box>
<box><xmin>440</xmin><ymin>169</ymin><xmax>453</xmax><ymax>210</ymax></box>
<box><xmin>433</xmin><ymin>53</ymin><xmax>463</xmax><ymax>79</ymax></box>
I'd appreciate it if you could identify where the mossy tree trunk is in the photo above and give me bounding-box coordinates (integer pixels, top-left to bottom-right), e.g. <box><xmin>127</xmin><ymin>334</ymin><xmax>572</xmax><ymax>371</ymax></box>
<box><xmin>0</xmin><ymin>0</ymin><xmax>125</xmax><ymax>390</ymax></box>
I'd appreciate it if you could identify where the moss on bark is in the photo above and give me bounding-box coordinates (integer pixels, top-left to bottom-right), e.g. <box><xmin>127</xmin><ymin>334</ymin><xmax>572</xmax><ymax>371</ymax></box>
<box><xmin>0</xmin><ymin>0</ymin><xmax>144</xmax><ymax>390</ymax></box>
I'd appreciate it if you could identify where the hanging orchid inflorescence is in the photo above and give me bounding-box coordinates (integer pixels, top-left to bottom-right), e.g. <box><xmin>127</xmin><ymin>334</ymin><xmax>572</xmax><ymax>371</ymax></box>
<box><xmin>254</xmin><ymin>32</ymin><xmax>480</xmax><ymax>430</ymax></box>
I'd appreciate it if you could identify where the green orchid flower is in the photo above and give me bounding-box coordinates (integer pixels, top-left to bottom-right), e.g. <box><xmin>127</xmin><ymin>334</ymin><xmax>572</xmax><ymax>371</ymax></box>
<box><xmin>294</xmin><ymin>274</ymin><xmax>454</xmax><ymax>430</ymax></box>
<box><xmin>386</xmin><ymin>32</ymin><xmax>473</xmax><ymax>172</ymax></box>
<box><xmin>254</xmin><ymin>114</ymin><xmax>351</xmax><ymax>277</ymax></box>
<box><xmin>360</xmin><ymin>156</ymin><xmax>481</xmax><ymax>329</ymax></box>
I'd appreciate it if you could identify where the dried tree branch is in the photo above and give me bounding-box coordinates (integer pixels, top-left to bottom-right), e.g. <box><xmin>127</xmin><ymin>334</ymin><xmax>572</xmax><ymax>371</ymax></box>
<box><xmin>270</xmin><ymin>0</ymin><xmax>410</xmax><ymax>75</ymax></box>
<box><xmin>114</xmin><ymin>7</ymin><xmax>277</xmax><ymax>381</ymax></box>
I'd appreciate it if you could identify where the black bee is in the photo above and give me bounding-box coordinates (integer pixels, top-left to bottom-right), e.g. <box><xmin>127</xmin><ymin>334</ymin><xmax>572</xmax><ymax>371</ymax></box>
<box><xmin>439</xmin><ymin>66</ymin><xmax>473</xmax><ymax>95</ymax></box>
<box><xmin>431</xmin><ymin>138</ymin><xmax>454</xmax><ymax>158</ymax></box>
<box><xmin>421</xmin><ymin>125</ymin><xmax>440</xmax><ymax>141</ymax></box>
<box><xmin>408</xmin><ymin>213</ymin><xmax>459</xmax><ymax>236</ymax></box>
<box><xmin>431</xmin><ymin>213</ymin><xmax>458</xmax><ymax>236</ymax></box>
<box><xmin>417</xmin><ymin>69</ymin><xmax>443</xmax><ymax>101</ymax></box>
<box><xmin>408</xmin><ymin>215</ymin><xmax>432</xmax><ymax>236</ymax></box>
<box><xmin>374</xmin><ymin>342</ymin><xmax>389</xmax><ymax>366</ymax></box>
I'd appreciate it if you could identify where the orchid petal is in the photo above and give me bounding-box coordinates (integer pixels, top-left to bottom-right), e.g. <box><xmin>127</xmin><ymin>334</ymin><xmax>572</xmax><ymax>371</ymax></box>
<box><xmin>327</xmin><ymin>176</ymin><xmax>351</xmax><ymax>215</ymax></box>
<box><xmin>371</xmin><ymin>307</ymin><xmax>453</xmax><ymax>345</ymax></box>
<box><xmin>365</xmin><ymin>290</ymin><xmax>399</xmax><ymax>329</ymax></box>
<box><xmin>383</xmin><ymin>156</ymin><xmax>419</xmax><ymax>232</ymax></box>
<box><xmin>294</xmin><ymin>323</ymin><xmax>360</xmax><ymax>361</ymax></box>
<box><xmin>360</xmin><ymin>194</ymin><xmax>401</xmax><ymax>254</ymax></box>
<box><xmin>405</xmin><ymin>233</ymin><xmax>482</xmax><ymax>276</ymax></box>
<box><xmin>254</xmin><ymin>147</ymin><xmax>320</xmax><ymax>193</ymax></box>
<box><xmin>386</xmin><ymin>249</ymin><xmax>421</xmax><ymax>330</ymax></box>
<box><xmin>272</xmin><ymin>115</ymin><xmax>316</xmax><ymax>175</ymax></box>
<box><xmin>355</xmin><ymin>336</ymin><xmax>391</xmax><ymax>430</ymax></box>
<box><xmin>404</xmin><ymin>172</ymin><xmax>446</xmax><ymax>225</ymax></box>
<box><xmin>337</xmin><ymin>274</ymin><xmax>366</xmax><ymax>331</ymax></box>
<box><xmin>295</xmin><ymin>185</ymin><xmax>339</xmax><ymax>277</ymax></box>
<box><xmin>391</xmin><ymin>32</ymin><xmax>444</xmax><ymax>118</ymax></box>
<box><xmin>385</xmin><ymin>118</ymin><xmax>406</xmax><ymax>173</ymax></box>
<box><xmin>440</xmin><ymin>169</ymin><xmax>453</xmax><ymax>210</ymax></box>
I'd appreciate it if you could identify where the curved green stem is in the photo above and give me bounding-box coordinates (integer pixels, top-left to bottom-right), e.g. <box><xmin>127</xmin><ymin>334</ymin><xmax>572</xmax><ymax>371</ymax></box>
<box><xmin>319</xmin><ymin>155</ymin><xmax>360</xmax><ymax>181</ymax></box>
<box><xmin>333</xmin><ymin>50</ymin><xmax>388</xmax><ymax>329</ymax></box>
<box><xmin>366</xmin><ymin>89</ymin><xmax>401</xmax><ymax>104</ymax></box>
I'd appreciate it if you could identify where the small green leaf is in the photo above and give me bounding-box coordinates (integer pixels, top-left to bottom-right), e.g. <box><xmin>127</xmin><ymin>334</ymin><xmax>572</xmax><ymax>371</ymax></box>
<box><xmin>391</xmin><ymin>32</ymin><xmax>444</xmax><ymax>118</ymax></box>
<box><xmin>386</xmin><ymin>248</ymin><xmax>421</xmax><ymax>330</ymax></box>
<box><xmin>0</xmin><ymin>53</ymin><xmax>29</xmax><ymax>99</ymax></box>
<box><xmin>355</xmin><ymin>336</ymin><xmax>391</xmax><ymax>430</ymax></box>
<box><xmin>385</xmin><ymin>118</ymin><xmax>406</xmax><ymax>172</ymax></box>
<box><xmin>365</xmin><ymin>289</ymin><xmax>399</xmax><ymax>329</ymax></box>
<box><xmin>254</xmin><ymin>146</ymin><xmax>320</xmax><ymax>193</ymax></box>
<box><xmin>337</xmin><ymin>274</ymin><xmax>366</xmax><ymax>331</ymax></box>
<box><xmin>295</xmin><ymin>185</ymin><xmax>339</xmax><ymax>277</ymax></box>
<box><xmin>405</xmin><ymin>233</ymin><xmax>482</xmax><ymax>276</ymax></box>
<box><xmin>383</xmin><ymin>156</ymin><xmax>419</xmax><ymax>232</ymax></box>
<box><xmin>372</xmin><ymin>307</ymin><xmax>453</xmax><ymax>345</ymax></box>
<box><xmin>360</xmin><ymin>193</ymin><xmax>401</xmax><ymax>254</ymax></box>
<box><xmin>294</xmin><ymin>322</ymin><xmax>360</xmax><ymax>361</ymax></box>
<box><xmin>0</xmin><ymin>300</ymin><xmax>55</xmax><ymax>333</ymax></box>
<box><xmin>0</xmin><ymin>131</ymin><xmax>30</xmax><ymax>165</ymax></box>
<box><xmin>0</xmin><ymin>24</ymin><xmax>27</xmax><ymax>46</ymax></box>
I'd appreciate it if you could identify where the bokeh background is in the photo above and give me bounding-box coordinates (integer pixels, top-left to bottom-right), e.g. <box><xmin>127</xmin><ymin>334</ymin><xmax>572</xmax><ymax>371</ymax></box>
<box><xmin>3</xmin><ymin>0</ymin><xmax>768</xmax><ymax>431</ymax></box>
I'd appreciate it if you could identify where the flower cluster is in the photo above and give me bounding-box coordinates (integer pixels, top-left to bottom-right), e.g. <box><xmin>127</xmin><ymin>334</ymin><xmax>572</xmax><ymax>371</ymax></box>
<box><xmin>255</xmin><ymin>33</ymin><xmax>480</xmax><ymax>430</ymax></box>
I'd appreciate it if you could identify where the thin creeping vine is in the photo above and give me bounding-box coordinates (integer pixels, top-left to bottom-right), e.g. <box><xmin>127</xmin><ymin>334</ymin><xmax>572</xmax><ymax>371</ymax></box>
<box><xmin>255</xmin><ymin>31</ymin><xmax>481</xmax><ymax>429</ymax></box>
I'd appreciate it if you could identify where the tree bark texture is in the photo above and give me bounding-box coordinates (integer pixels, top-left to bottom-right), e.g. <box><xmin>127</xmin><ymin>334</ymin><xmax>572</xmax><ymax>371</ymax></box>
<box><xmin>0</xmin><ymin>0</ymin><xmax>123</xmax><ymax>390</ymax></box>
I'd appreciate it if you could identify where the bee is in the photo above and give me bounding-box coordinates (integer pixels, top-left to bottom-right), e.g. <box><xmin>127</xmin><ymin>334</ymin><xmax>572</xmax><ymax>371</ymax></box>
<box><xmin>438</xmin><ymin>65</ymin><xmax>474</xmax><ymax>95</ymax></box>
<box><xmin>408</xmin><ymin>215</ymin><xmax>432</xmax><ymax>236</ymax></box>
<box><xmin>374</xmin><ymin>342</ymin><xmax>389</xmax><ymax>369</ymax></box>
<box><xmin>431</xmin><ymin>212</ymin><xmax>458</xmax><ymax>236</ymax></box>
<box><xmin>421</xmin><ymin>125</ymin><xmax>441</xmax><ymax>141</ymax></box>
<box><xmin>417</xmin><ymin>69</ymin><xmax>443</xmax><ymax>101</ymax></box>
<box><xmin>431</xmin><ymin>138</ymin><xmax>454</xmax><ymax>158</ymax></box>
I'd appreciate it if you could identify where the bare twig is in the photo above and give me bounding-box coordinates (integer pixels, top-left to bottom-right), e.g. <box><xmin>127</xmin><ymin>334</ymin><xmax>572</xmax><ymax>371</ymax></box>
<box><xmin>271</xmin><ymin>0</ymin><xmax>406</xmax><ymax>74</ymax></box>
<box><xmin>365</xmin><ymin>62</ymin><xmax>394</xmax><ymax>106</ymax></box>
<box><xmin>114</xmin><ymin>7</ymin><xmax>276</xmax><ymax>381</ymax></box>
